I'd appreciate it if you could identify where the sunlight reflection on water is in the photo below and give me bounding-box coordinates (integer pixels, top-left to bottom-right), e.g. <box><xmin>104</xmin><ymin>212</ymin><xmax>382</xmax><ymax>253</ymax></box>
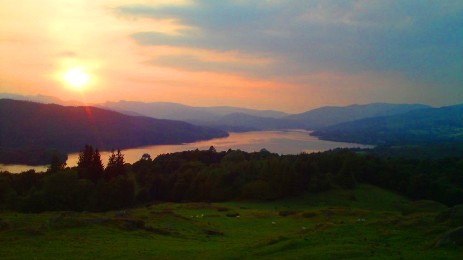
<box><xmin>1</xmin><ymin>130</ymin><xmax>371</xmax><ymax>173</ymax></box>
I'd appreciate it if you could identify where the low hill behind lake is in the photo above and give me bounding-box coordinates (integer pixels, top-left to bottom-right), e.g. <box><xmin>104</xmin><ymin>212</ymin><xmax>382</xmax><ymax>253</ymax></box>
<box><xmin>0</xmin><ymin>99</ymin><xmax>227</xmax><ymax>164</ymax></box>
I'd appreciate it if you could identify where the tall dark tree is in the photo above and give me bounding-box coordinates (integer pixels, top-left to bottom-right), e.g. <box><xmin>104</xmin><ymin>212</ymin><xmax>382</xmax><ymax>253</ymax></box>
<box><xmin>47</xmin><ymin>154</ymin><xmax>66</xmax><ymax>173</ymax></box>
<box><xmin>116</xmin><ymin>150</ymin><xmax>125</xmax><ymax>169</ymax></box>
<box><xmin>90</xmin><ymin>149</ymin><xmax>104</xmax><ymax>182</ymax></box>
<box><xmin>77</xmin><ymin>145</ymin><xmax>103</xmax><ymax>182</ymax></box>
<box><xmin>106</xmin><ymin>150</ymin><xmax>116</xmax><ymax>178</ymax></box>
<box><xmin>105</xmin><ymin>149</ymin><xmax>125</xmax><ymax>180</ymax></box>
<box><xmin>77</xmin><ymin>145</ymin><xmax>94</xmax><ymax>180</ymax></box>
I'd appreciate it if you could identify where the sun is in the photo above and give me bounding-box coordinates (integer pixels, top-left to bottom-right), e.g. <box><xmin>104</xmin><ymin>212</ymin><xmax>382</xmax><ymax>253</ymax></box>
<box><xmin>62</xmin><ymin>67</ymin><xmax>90</xmax><ymax>89</ymax></box>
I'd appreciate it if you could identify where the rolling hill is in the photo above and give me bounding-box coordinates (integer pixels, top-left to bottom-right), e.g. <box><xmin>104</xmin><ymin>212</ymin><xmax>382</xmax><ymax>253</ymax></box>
<box><xmin>101</xmin><ymin>101</ymin><xmax>288</xmax><ymax>123</ymax></box>
<box><xmin>102</xmin><ymin>101</ymin><xmax>431</xmax><ymax>132</ymax></box>
<box><xmin>285</xmin><ymin>103</ymin><xmax>430</xmax><ymax>129</ymax></box>
<box><xmin>0</xmin><ymin>93</ymin><xmax>85</xmax><ymax>106</ymax></box>
<box><xmin>312</xmin><ymin>104</ymin><xmax>463</xmax><ymax>144</ymax></box>
<box><xmin>0</xmin><ymin>99</ymin><xmax>228</xmax><ymax>164</ymax></box>
<box><xmin>2</xmin><ymin>94</ymin><xmax>443</xmax><ymax>137</ymax></box>
<box><xmin>2</xmin><ymin>95</ymin><xmax>433</xmax><ymax>133</ymax></box>
<box><xmin>202</xmin><ymin>112</ymin><xmax>305</xmax><ymax>132</ymax></box>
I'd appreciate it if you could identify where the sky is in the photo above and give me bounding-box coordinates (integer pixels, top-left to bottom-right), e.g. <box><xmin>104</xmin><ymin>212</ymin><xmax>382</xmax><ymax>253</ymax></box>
<box><xmin>0</xmin><ymin>0</ymin><xmax>462</xmax><ymax>113</ymax></box>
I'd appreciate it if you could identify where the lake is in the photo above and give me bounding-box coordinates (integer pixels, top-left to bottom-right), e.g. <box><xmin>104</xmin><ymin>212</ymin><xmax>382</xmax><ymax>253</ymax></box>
<box><xmin>0</xmin><ymin>130</ymin><xmax>371</xmax><ymax>173</ymax></box>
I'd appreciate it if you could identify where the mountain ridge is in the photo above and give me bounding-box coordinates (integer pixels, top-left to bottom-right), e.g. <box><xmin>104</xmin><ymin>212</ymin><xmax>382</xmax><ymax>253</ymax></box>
<box><xmin>1</xmin><ymin>94</ymin><xmax>440</xmax><ymax>135</ymax></box>
<box><xmin>311</xmin><ymin>103</ymin><xmax>463</xmax><ymax>145</ymax></box>
<box><xmin>101</xmin><ymin>101</ymin><xmax>432</xmax><ymax>131</ymax></box>
<box><xmin>285</xmin><ymin>103</ymin><xmax>431</xmax><ymax>129</ymax></box>
<box><xmin>101</xmin><ymin>100</ymin><xmax>289</xmax><ymax>122</ymax></box>
<box><xmin>0</xmin><ymin>99</ymin><xmax>228</xmax><ymax>164</ymax></box>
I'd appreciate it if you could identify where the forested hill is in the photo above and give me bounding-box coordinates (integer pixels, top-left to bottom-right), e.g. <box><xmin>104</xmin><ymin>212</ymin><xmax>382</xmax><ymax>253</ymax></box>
<box><xmin>286</xmin><ymin>103</ymin><xmax>430</xmax><ymax>129</ymax></box>
<box><xmin>0</xmin><ymin>99</ymin><xmax>228</xmax><ymax>156</ymax></box>
<box><xmin>312</xmin><ymin>104</ymin><xmax>463</xmax><ymax>145</ymax></box>
<box><xmin>103</xmin><ymin>101</ymin><xmax>429</xmax><ymax>131</ymax></box>
<box><xmin>101</xmin><ymin>101</ymin><xmax>288</xmax><ymax>122</ymax></box>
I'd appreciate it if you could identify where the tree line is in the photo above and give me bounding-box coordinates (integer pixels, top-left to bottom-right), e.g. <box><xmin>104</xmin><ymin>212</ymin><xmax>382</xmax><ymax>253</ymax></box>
<box><xmin>0</xmin><ymin>145</ymin><xmax>462</xmax><ymax>212</ymax></box>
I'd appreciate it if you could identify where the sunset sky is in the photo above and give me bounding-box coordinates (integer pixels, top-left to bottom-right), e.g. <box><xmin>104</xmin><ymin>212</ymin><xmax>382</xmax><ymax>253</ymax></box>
<box><xmin>1</xmin><ymin>0</ymin><xmax>462</xmax><ymax>112</ymax></box>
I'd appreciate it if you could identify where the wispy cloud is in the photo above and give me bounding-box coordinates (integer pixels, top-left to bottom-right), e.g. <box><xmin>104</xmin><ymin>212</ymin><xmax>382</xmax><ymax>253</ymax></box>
<box><xmin>119</xmin><ymin>0</ymin><xmax>463</xmax><ymax>85</ymax></box>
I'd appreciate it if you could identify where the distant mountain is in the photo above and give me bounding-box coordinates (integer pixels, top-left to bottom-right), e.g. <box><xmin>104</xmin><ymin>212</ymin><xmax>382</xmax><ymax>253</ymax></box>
<box><xmin>100</xmin><ymin>101</ymin><xmax>288</xmax><ymax>123</ymax></box>
<box><xmin>286</xmin><ymin>103</ymin><xmax>431</xmax><ymax>130</ymax></box>
<box><xmin>0</xmin><ymin>93</ymin><xmax>84</xmax><ymax>106</ymax></box>
<box><xmin>0</xmin><ymin>93</ymin><xmax>63</xmax><ymax>104</ymax></box>
<box><xmin>101</xmin><ymin>101</ymin><xmax>219</xmax><ymax>122</ymax></box>
<box><xmin>102</xmin><ymin>101</ymin><xmax>433</xmax><ymax>133</ymax></box>
<box><xmin>312</xmin><ymin>104</ymin><xmax>463</xmax><ymax>145</ymax></box>
<box><xmin>205</xmin><ymin>113</ymin><xmax>305</xmax><ymax>132</ymax></box>
<box><xmin>2</xmin><ymin>95</ymin><xmax>435</xmax><ymax>134</ymax></box>
<box><xmin>202</xmin><ymin>106</ymin><xmax>288</xmax><ymax>118</ymax></box>
<box><xmin>0</xmin><ymin>99</ymin><xmax>228</xmax><ymax>164</ymax></box>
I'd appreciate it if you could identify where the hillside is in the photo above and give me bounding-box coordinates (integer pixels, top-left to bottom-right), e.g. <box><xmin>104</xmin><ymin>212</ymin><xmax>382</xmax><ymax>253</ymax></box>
<box><xmin>101</xmin><ymin>101</ymin><xmax>288</xmax><ymax>123</ymax></box>
<box><xmin>203</xmin><ymin>112</ymin><xmax>305</xmax><ymax>132</ymax></box>
<box><xmin>2</xmin><ymin>95</ymin><xmax>433</xmax><ymax>133</ymax></box>
<box><xmin>0</xmin><ymin>93</ymin><xmax>84</xmax><ymax>106</ymax></box>
<box><xmin>1</xmin><ymin>148</ymin><xmax>462</xmax><ymax>258</ymax></box>
<box><xmin>0</xmin><ymin>99</ymin><xmax>227</xmax><ymax>164</ymax></box>
<box><xmin>0</xmin><ymin>185</ymin><xmax>460</xmax><ymax>259</ymax></box>
<box><xmin>312</xmin><ymin>104</ymin><xmax>463</xmax><ymax>144</ymax></box>
<box><xmin>286</xmin><ymin>103</ymin><xmax>430</xmax><ymax>130</ymax></box>
<box><xmin>101</xmin><ymin>101</ymin><xmax>432</xmax><ymax>132</ymax></box>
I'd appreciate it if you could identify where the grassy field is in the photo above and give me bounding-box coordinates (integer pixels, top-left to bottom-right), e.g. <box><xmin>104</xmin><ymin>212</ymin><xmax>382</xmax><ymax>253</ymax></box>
<box><xmin>0</xmin><ymin>184</ymin><xmax>461</xmax><ymax>259</ymax></box>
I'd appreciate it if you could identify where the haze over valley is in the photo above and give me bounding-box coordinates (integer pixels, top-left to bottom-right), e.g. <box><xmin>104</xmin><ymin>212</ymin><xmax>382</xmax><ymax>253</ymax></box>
<box><xmin>2</xmin><ymin>94</ymin><xmax>463</xmax><ymax>166</ymax></box>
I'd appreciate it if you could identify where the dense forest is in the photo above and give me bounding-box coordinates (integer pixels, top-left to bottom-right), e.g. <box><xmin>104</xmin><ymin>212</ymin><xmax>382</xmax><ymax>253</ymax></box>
<box><xmin>1</xmin><ymin>146</ymin><xmax>462</xmax><ymax>213</ymax></box>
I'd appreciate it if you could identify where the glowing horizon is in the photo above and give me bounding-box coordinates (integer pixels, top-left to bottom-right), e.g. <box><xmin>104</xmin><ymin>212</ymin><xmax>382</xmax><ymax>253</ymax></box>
<box><xmin>1</xmin><ymin>1</ymin><xmax>462</xmax><ymax>113</ymax></box>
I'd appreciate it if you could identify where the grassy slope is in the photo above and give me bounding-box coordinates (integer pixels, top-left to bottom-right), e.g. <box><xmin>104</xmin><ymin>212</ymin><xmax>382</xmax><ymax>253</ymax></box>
<box><xmin>0</xmin><ymin>184</ymin><xmax>461</xmax><ymax>259</ymax></box>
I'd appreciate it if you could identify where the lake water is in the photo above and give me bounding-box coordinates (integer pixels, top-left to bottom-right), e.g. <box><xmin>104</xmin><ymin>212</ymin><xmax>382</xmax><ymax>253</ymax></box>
<box><xmin>0</xmin><ymin>130</ymin><xmax>371</xmax><ymax>173</ymax></box>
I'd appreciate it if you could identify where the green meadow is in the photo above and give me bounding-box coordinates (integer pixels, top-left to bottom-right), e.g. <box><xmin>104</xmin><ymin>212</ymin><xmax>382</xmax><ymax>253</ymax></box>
<box><xmin>0</xmin><ymin>184</ymin><xmax>461</xmax><ymax>259</ymax></box>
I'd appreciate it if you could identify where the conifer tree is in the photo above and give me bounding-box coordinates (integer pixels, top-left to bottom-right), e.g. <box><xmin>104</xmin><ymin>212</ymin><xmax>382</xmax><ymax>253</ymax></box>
<box><xmin>105</xmin><ymin>149</ymin><xmax>126</xmax><ymax>180</ymax></box>
<box><xmin>77</xmin><ymin>145</ymin><xmax>94</xmax><ymax>180</ymax></box>
<box><xmin>90</xmin><ymin>149</ymin><xmax>104</xmax><ymax>182</ymax></box>
<box><xmin>77</xmin><ymin>145</ymin><xmax>104</xmax><ymax>182</ymax></box>
<box><xmin>115</xmin><ymin>149</ymin><xmax>125</xmax><ymax>175</ymax></box>
<box><xmin>48</xmin><ymin>154</ymin><xmax>66</xmax><ymax>173</ymax></box>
